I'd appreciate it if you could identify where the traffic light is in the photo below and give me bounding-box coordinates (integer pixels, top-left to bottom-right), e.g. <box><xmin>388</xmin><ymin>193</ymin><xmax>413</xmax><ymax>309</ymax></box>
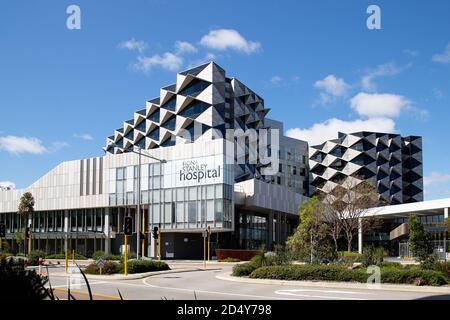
<box><xmin>124</xmin><ymin>216</ymin><xmax>133</xmax><ymax>236</ymax></box>
<box><xmin>0</xmin><ymin>224</ymin><xmax>5</xmax><ymax>238</ymax></box>
<box><xmin>152</xmin><ymin>226</ymin><xmax>159</xmax><ymax>239</ymax></box>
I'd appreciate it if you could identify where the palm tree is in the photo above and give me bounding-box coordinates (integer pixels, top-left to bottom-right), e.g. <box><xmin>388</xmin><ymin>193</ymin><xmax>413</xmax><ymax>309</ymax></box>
<box><xmin>17</xmin><ymin>192</ymin><xmax>35</xmax><ymax>254</ymax></box>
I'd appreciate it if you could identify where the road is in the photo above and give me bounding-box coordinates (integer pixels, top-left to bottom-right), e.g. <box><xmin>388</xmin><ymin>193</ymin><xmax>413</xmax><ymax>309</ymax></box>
<box><xmin>42</xmin><ymin>261</ymin><xmax>450</xmax><ymax>300</ymax></box>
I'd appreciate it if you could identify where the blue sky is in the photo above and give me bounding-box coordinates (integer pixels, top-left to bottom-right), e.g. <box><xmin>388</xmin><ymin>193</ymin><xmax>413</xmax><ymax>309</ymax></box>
<box><xmin>0</xmin><ymin>0</ymin><xmax>449</xmax><ymax>199</ymax></box>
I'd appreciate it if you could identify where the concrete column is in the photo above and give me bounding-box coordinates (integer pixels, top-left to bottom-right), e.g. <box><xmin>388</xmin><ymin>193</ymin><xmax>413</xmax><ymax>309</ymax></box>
<box><xmin>444</xmin><ymin>207</ymin><xmax>449</xmax><ymax>220</ymax></box>
<box><xmin>64</xmin><ymin>210</ymin><xmax>69</xmax><ymax>252</ymax></box>
<box><xmin>358</xmin><ymin>218</ymin><xmax>363</xmax><ymax>254</ymax></box>
<box><xmin>104</xmin><ymin>208</ymin><xmax>111</xmax><ymax>254</ymax></box>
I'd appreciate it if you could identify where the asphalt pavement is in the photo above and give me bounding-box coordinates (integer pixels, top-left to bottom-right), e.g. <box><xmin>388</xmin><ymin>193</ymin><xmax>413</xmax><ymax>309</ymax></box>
<box><xmin>43</xmin><ymin>261</ymin><xmax>450</xmax><ymax>300</ymax></box>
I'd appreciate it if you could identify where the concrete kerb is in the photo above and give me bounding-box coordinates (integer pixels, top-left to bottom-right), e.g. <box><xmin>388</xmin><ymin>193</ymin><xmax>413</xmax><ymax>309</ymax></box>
<box><xmin>216</xmin><ymin>272</ymin><xmax>450</xmax><ymax>294</ymax></box>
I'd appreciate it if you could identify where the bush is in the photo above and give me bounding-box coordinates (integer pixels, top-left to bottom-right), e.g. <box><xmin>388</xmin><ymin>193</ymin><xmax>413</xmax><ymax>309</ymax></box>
<box><xmin>28</xmin><ymin>250</ymin><xmax>46</xmax><ymax>266</ymax></box>
<box><xmin>231</xmin><ymin>250</ymin><xmax>290</xmax><ymax>277</ymax></box>
<box><xmin>250</xmin><ymin>264</ymin><xmax>367</xmax><ymax>282</ymax></box>
<box><xmin>84</xmin><ymin>261</ymin><xmax>119</xmax><ymax>275</ymax></box>
<box><xmin>381</xmin><ymin>269</ymin><xmax>447</xmax><ymax>286</ymax></box>
<box><xmin>91</xmin><ymin>251</ymin><xmax>122</xmax><ymax>261</ymax></box>
<box><xmin>118</xmin><ymin>260</ymin><xmax>170</xmax><ymax>274</ymax></box>
<box><xmin>360</xmin><ymin>246</ymin><xmax>385</xmax><ymax>267</ymax></box>
<box><xmin>219</xmin><ymin>258</ymin><xmax>241</xmax><ymax>262</ymax></box>
<box><xmin>232</xmin><ymin>262</ymin><xmax>258</xmax><ymax>277</ymax></box>
<box><xmin>248</xmin><ymin>265</ymin><xmax>448</xmax><ymax>286</ymax></box>
<box><xmin>432</xmin><ymin>261</ymin><xmax>450</xmax><ymax>280</ymax></box>
<box><xmin>92</xmin><ymin>251</ymin><xmax>106</xmax><ymax>260</ymax></box>
<box><xmin>378</xmin><ymin>261</ymin><xmax>403</xmax><ymax>269</ymax></box>
<box><xmin>45</xmin><ymin>253</ymin><xmax>87</xmax><ymax>260</ymax></box>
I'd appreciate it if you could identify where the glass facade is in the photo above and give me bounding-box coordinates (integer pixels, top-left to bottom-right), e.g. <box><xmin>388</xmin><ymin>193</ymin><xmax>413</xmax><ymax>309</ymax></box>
<box><xmin>108</xmin><ymin>160</ymin><xmax>234</xmax><ymax>231</ymax></box>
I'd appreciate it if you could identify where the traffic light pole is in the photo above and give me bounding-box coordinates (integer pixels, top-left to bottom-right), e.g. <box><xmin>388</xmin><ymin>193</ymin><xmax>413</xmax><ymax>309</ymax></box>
<box><xmin>104</xmin><ymin>144</ymin><xmax>166</xmax><ymax>260</ymax></box>
<box><xmin>136</xmin><ymin>148</ymin><xmax>141</xmax><ymax>260</ymax></box>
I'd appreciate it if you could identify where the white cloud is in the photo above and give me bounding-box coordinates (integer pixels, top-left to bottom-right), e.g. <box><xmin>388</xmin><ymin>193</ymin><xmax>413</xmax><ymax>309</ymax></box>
<box><xmin>200</xmin><ymin>29</ymin><xmax>261</xmax><ymax>54</ymax></box>
<box><xmin>174</xmin><ymin>41</ymin><xmax>197</xmax><ymax>54</ymax></box>
<box><xmin>314</xmin><ymin>75</ymin><xmax>349</xmax><ymax>97</ymax></box>
<box><xmin>424</xmin><ymin>172</ymin><xmax>450</xmax><ymax>187</ymax></box>
<box><xmin>432</xmin><ymin>43</ymin><xmax>450</xmax><ymax>64</ymax></box>
<box><xmin>74</xmin><ymin>133</ymin><xmax>93</xmax><ymax>141</ymax></box>
<box><xmin>361</xmin><ymin>63</ymin><xmax>401</xmax><ymax>91</ymax></box>
<box><xmin>0</xmin><ymin>136</ymin><xmax>47</xmax><ymax>155</ymax></box>
<box><xmin>270</xmin><ymin>76</ymin><xmax>282</xmax><ymax>85</ymax></box>
<box><xmin>286</xmin><ymin>117</ymin><xmax>396</xmax><ymax>146</ymax></box>
<box><xmin>0</xmin><ymin>181</ymin><xmax>15</xmax><ymax>191</ymax></box>
<box><xmin>403</xmin><ymin>49</ymin><xmax>419</xmax><ymax>57</ymax></box>
<box><xmin>119</xmin><ymin>38</ymin><xmax>147</xmax><ymax>53</ymax></box>
<box><xmin>350</xmin><ymin>92</ymin><xmax>410</xmax><ymax>118</ymax></box>
<box><xmin>133</xmin><ymin>52</ymin><xmax>183</xmax><ymax>73</ymax></box>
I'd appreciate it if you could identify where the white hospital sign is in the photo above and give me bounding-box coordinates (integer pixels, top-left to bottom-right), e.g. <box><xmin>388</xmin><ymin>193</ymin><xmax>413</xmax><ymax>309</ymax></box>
<box><xmin>163</xmin><ymin>155</ymin><xmax>224</xmax><ymax>188</ymax></box>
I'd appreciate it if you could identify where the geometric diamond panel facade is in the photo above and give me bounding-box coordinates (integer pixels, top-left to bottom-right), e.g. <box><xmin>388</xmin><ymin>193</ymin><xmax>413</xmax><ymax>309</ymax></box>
<box><xmin>104</xmin><ymin>62</ymin><xmax>272</xmax><ymax>183</ymax></box>
<box><xmin>309</xmin><ymin>131</ymin><xmax>423</xmax><ymax>205</ymax></box>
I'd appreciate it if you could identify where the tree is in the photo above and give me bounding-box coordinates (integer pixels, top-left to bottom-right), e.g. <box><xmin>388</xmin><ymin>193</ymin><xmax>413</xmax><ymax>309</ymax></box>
<box><xmin>286</xmin><ymin>197</ymin><xmax>335</xmax><ymax>263</ymax></box>
<box><xmin>14</xmin><ymin>229</ymin><xmax>26</xmax><ymax>254</ymax></box>
<box><xmin>322</xmin><ymin>179</ymin><xmax>380</xmax><ymax>252</ymax></box>
<box><xmin>17</xmin><ymin>192</ymin><xmax>35</xmax><ymax>254</ymax></box>
<box><xmin>408</xmin><ymin>214</ymin><xmax>434</xmax><ymax>262</ymax></box>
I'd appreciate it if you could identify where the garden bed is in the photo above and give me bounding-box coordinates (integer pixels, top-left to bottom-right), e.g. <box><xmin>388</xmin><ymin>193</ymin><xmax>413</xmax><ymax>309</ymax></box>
<box><xmin>247</xmin><ymin>264</ymin><xmax>448</xmax><ymax>287</ymax></box>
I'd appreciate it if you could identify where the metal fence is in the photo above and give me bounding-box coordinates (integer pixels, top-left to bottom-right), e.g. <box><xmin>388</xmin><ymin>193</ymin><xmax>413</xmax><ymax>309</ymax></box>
<box><xmin>399</xmin><ymin>240</ymin><xmax>449</xmax><ymax>260</ymax></box>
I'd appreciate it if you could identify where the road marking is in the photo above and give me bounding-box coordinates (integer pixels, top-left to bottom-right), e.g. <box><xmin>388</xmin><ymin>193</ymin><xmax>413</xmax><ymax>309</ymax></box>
<box><xmin>50</xmin><ymin>281</ymin><xmax>107</xmax><ymax>288</ymax></box>
<box><xmin>53</xmin><ymin>288</ymin><xmax>124</xmax><ymax>300</ymax></box>
<box><xmin>274</xmin><ymin>289</ymin><xmax>368</xmax><ymax>300</ymax></box>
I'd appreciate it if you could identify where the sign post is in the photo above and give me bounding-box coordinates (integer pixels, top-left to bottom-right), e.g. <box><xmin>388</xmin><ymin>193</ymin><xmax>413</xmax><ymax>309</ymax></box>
<box><xmin>97</xmin><ymin>258</ymin><xmax>105</xmax><ymax>275</ymax></box>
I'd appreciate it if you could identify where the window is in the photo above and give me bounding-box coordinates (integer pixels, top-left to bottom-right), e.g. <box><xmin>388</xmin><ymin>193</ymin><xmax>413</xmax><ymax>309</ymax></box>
<box><xmin>176</xmin><ymin>202</ymin><xmax>184</xmax><ymax>224</ymax></box>
<box><xmin>161</xmin><ymin>114</ymin><xmax>176</xmax><ymax>131</ymax></box>
<box><xmin>179</xmin><ymin>79</ymin><xmax>210</xmax><ymax>96</ymax></box>
<box><xmin>293</xmin><ymin>166</ymin><xmax>297</xmax><ymax>175</ymax></box>
<box><xmin>179</xmin><ymin>101</ymin><xmax>210</xmax><ymax>119</ymax></box>
<box><xmin>188</xmin><ymin>201</ymin><xmax>197</xmax><ymax>224</ymax></box>
<box><xmin>279</xmin><ymin>163</ymin><xmax>283</xmax><ymax>173</ymax></box>
<box><xmin>214</xmin><ymin>199</ymin><xmax>223</xmax><ymax>222</ymax></box>
<box><xmin>161</xmin><ymin>95</ymin><xmax>176</xmax><ymax>111</ymax></box>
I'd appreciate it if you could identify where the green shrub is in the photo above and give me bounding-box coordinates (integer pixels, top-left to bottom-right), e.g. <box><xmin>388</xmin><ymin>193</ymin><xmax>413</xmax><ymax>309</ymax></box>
<box><xmin>104</xmin><ymin>254</ymin><xmax>122</xmax><ymax>261</ymax></box>
<box><xmin>118</xmin><ymin>260</ymin><xmax>170</xmax><ymax>274</ymax></box>
<box><xmin>232</xmin><ymin>262</ymin><xmax>258</xmax><ymax>277</ymax></box>
<box><xmin>248</xmin><ymin>264</ymin><xmax>448</xmax><ymax>286</ymax></box>
<box><xmin>27</xmin><ymin>250</ymin><xmax>46</xmax><ymax>266</ymax></box>
<box><xmin>381</xmin><ymin>269</ymin><xmax>447</xmax><ymax>286</ymax></box>
<box><xmin>45</xmin><ymin>253</ymin><xmax>87</xmax><ymax>260</ymax></box>
<box><xmin>250</xmin><ymin>264</ymin><xmax>367</xmax><ymax>282</ymax></box>
<box><xmin>218</xmin><ymin>257</ymin><xmax>241</xmax><ymax>262</ymax></box>
<box><xmin>92</xmin><ymin>251</ymin><xmax>106</xmax><ymax>260</ymax></box>
<box><xmin>378</xmin><ymin>261</ymin><xmax>403</xmax><ymax>269</ymax></box>
<box><xmin>338</xmin><ymin>251</ymin><xmax>362</xmax><ymax>257</ymax></box>
<box><xmin>84</xmin><ymin>261</ymin><xmax>119</xmax><ymax>275</ymax></box>
<box><xmin>432</xmin><ymin>261</ymin><xmax>450</xmax><ymax>280</ymax></box>
<box><xmin>360</xmin><ymin>246</ymin><xmax>385</xmax><ymax>267</ymax></box>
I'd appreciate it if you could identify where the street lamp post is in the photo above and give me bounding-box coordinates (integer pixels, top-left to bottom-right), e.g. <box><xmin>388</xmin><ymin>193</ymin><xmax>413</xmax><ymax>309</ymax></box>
<box><xmin>104</xmin><ymin>143</ymin><xmax>166</xmax><ymax>260</ymax></box>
